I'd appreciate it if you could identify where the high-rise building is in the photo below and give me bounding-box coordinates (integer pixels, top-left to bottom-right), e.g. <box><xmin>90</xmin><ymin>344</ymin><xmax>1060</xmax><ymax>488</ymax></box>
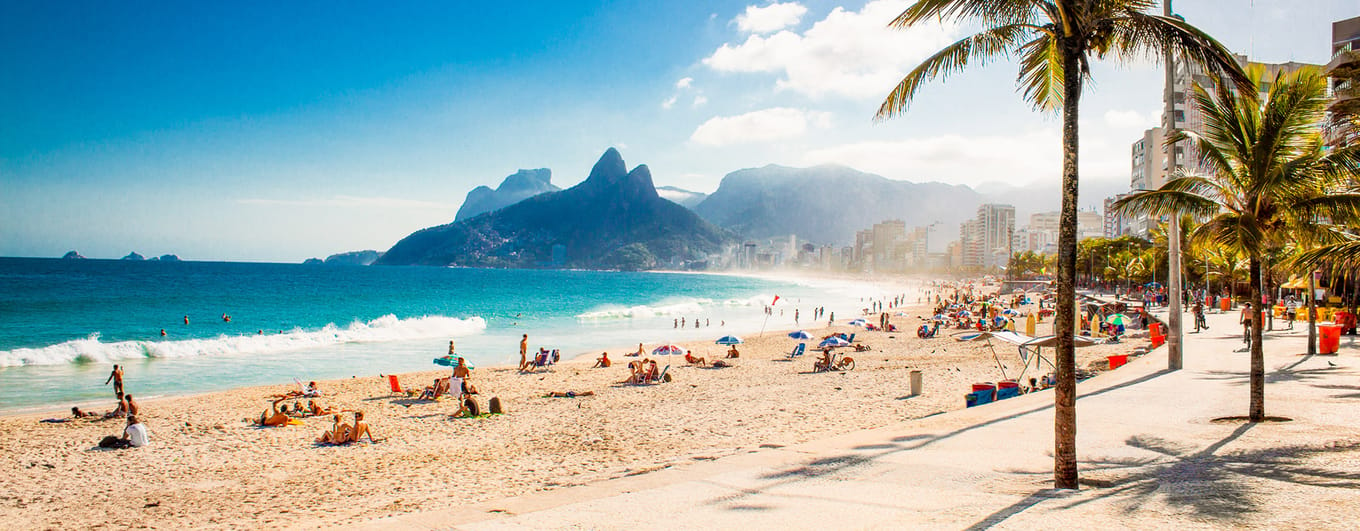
<box><xmin>871</xmin><ymin>220</ymin><xmax>906</xmax><ymax>272</ymax></box>
<box><xmin>1077</xmin><ymin>210</ymin><xmax>1104</xmax><ymax>240</ymax></box>
<box><xmin>1104</xmin><ymin>193</ymin><xmax>1132</xmax><ymax>238</ymax></box>
<box><xmin>1327</xmin><ymin>16</ymin><xmax>1360</xmax><ymax>147</ymax></box>
<box><xmin>975</xmin><ymin>204</ymin><xmax>1015</xmax><ymax>269</ymax></box>
<box><xmin>1128</xmin><ymin>128</ymin><xmax>1168</xmax><ymax>237</ymax></box>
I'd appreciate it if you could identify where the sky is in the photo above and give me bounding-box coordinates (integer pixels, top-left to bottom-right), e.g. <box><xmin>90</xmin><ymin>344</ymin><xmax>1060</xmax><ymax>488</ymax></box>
<box><xmin>1</xmin><ymin>0</ymin><xmax>1354</xmax><ymax>262</ymax></box>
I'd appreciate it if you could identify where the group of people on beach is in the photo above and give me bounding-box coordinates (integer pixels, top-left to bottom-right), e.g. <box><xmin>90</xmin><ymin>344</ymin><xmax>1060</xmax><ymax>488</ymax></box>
<box><xmin>90</xmin><ymin>364</ymin><xmax>150</xmax><ymax>449</ymax></box>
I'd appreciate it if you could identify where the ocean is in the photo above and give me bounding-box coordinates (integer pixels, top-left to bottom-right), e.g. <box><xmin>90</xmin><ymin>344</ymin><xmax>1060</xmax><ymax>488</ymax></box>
<box><xmin>0</xmin><ymin>258</ymin><xmax>890</xmax><ymax>412</ymax></box>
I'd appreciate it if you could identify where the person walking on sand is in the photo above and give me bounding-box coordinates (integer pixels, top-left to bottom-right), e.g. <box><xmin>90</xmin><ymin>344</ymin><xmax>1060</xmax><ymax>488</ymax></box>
<box><xmin>104</xmin><ymin>365</ymin><xmax>124</xmax><ymax>397</ymax></box>
<box><xmin>519</xmin><ymin>334</ymin><xmax>529</xmax><ymax>371</ymax></box>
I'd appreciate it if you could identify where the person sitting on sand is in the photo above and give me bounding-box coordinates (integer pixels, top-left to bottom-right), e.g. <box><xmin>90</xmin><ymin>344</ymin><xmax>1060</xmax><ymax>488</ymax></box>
<box><xmin>100</xmin><ymin>415</ymin><xmax>149</xmax><ymax>449</ymax></box>
<box><xmin>684</xmin><ymin>350</ymin><xmax>706</xmax><ymax>366</ymax></box>
<box><xmin>258</xmin><ymin>398</ymin><xmax>292</xmax><ymax>427</ymax></box>
<box><xmin>316</xmin><ymin>413</ymin><xmax>351</xmax><ymax>444</ymax></box>
<box><xmin>814</xmin><ymin>348</ymin><xmax>834</xmax><ymax>372</ymax></box>
<box><xmin>630</xmin><ymin>343</ymin><xmax>644</xmax><ymax>357</ymax></box>
<box><xmin>346</xmin><ymin>411</ymin><xmax>373</xmax><ymax>443</ymax></box>
<box><xmin>419</xmin><ymin>378</ymin><xmax>451</xmax><ymax>400</ymax></box>
<box><xmin>307</xmin><ymin>400</ymin><xmax>333</xmax><ymax>417</ymax></box>
<box><xmin>104</xmin><ymin>393</ymin><xmax>127</xmax><ymax>419</ymax></box>
<box><xmin>124</xmin><ymin>395</ymin><xmax>139</xmax><ymax>417</ymax></box>
<box><xmin>72</xmin><ymin>406</ymin><xmax>95</xmax><ymax>419</ymax></box>
<box><xmin>303</xmin><ymin>381</ymin><xmax>320</xmax><ymax>397</ymax></box>
<box><xmin>594</xmin><ymin>352</ymin><xmax>611</xmax><ymax>368</ymax></box>
<box><xmin>726</xmin><ymin>346</ymin><xmax>739</xmax><ymax>359</ymax></box>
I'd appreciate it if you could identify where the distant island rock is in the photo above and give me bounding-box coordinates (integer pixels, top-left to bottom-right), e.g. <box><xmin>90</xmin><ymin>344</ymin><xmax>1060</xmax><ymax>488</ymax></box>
<box><xmin>324</xmin><ymin>250</ymin><xmax>383</xmax><ymax>266</ymax></box>
<box><xmin>302</xmin><ymin>258</ymin><xmax>325</xmax><ymax>265</ymax></box>
<box><xmin>148</xmin><ymin>254</ymin><xmax>181</xmax><ymax>262</ymax></box>
<box><xmin>379</xmin><ymin>148</ymin><xmax>732</xmax><ymax>270</ymax></box>
<box><xmin>61</xmin><ymin>251</ymin><xmax>85</xmax><ymax>260</ymax></box>
<box><xmin>121</xmin><ymin>252</ymin><xmax>145</xmax><ymax>261</ymax></box>
<box><xmin>454</xmin><ymin>168</ymin><xmax>559</xmax><ymax>222</ymax></box>
<box><xmin>656</xmin><ymin>186</ymin><xmax>708</xmax><ymax>209</ymax></box>
<box><xmin>694</xmin><ymin>164</ymin><xmax>980</xmax><ymax>244</ymax></box>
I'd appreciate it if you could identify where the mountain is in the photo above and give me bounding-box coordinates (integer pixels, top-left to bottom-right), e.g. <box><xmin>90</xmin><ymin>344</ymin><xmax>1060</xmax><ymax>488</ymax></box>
<box><xmin>693</xmin><ymin>164</ymin><xmax>981</xmax><ymax>245</ymax></box>
<box><xmin>121</xmin><ymin>252</ymin><xmax>145</xmax><ymax>261</ymax></box>
<box><xmin>149</xmin><ymin>254</ymin><xmax>181</xmax><ymax>262</ymax></box>
<box><xmin>324</xmin><ymin>250</ymin><xmax>382</xmax><ymax>266</ymax></box>
<box><xmin>378</xmin><ymin>148</ymin><xmax>732</xmax><ymax>270</ymax></box>
<box><xmin>61</xmin><ymin>251</ymin><xmax>85</xmax><ymax>260</ymax></box>
<box><xmin>454</xmin><ymin>168</ymin><xmax>559</xmax><ymax>222</ymax></box>
<box><xmin>656</xmin><ymin>186</ymin><xmax>708</xmax><ymax>209</ymax></box>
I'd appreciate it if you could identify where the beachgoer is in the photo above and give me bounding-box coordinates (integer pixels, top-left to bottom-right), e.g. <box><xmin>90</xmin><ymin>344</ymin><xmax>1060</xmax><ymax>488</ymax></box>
<box><xmin>119</xmin><ymin>415</ymin><xmax>150</xmax><ymax>448</ymax></box>
<box><xmin>594</xmin><ymin>352</ymin><xmax>611</xmax><ymax>368</ymax></box>
<box><xmin>346</xmin><ymin>411</ymin><xmax>373</xmax><ymax>443</ymax></box>
<box><xmin>453</xmin><ymin>357</ymin><xmax>470</xmax><ymax>379</ymax></box>
<box><xmin>448</xmin><ymin>340</ymin><xmax>456</xmax><ymax>355</ymax></box>
<box><xmin>222</xmin><ymin>313</ymin><xmax>231</xmax><ymax>322</ymax></box>
<box><xmin>104</xmin><ymin>393</ymin><xmax>127</xmax><ymax>419</ymax></box>
<box><xmin>160</xmin><ymin>329</ymin><xmax>166</xmax><ymax>336</ymax></box>
<box><xmin>303</xmin><ymin>381</ymin><xmax>320</xmax><ymax>397</ymax></box>
<box><xmin>124</xmin><ymin>394</ymin><xmax>139</xmax><ymax>417</ymax></box>
<box><xmin>258</xmin><ymin>398</ymin><xmax>292</xmax><ymax>427</ymax></box>
<box><xmin>420</xmin><ymin>378</ymin><xmax>450</xmax><ymax>400</ymax></box>
<box><xmin>632</xmin><ymin>343</ymin><xmax>644</xmax><ymax>357</ymax></box>
<box><xmin>726</xmin><ymin>346</ymin><xmax>739</xmax><ymax>359</ymax></box>
<box><xmin>105</xmin><ymin>365</ymin><xmax>124</xmax><ymax>397</ymax></box>
<box><xmin>316</xmin><ymin>413</ymin><xmax>351</xmax><ymax>444</ymax></box>
<box><xmin>184</xmin><ymin>315</ymin><xmax>190</xmax><ymax>325</ymax></box>
<box><xmin>815</xmin><ymin>349</ymin><xmax>833</xmax><ymax>371</ymax></box>
<box><xmin>684</xmin><ymin>350</ymin><xmax>706</xmax><ymax>366</ymax></box>
<box><xmin>71</xmin><ymin>406</ymin><xmax>94</xmax><ymax>418</ymax></box>
<box><xmin>519</xmin><ymin>334</ymin><xmax>529</xmax><ymax>370</ymax></box>
<box><xmin>1240</xmin><ymin>303</ymin><xmax>1254</xmax><ymax>344</ymax></box>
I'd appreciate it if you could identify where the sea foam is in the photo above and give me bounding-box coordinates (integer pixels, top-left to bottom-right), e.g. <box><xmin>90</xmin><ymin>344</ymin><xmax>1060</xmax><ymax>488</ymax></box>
<box><xmin>0</xmin><ymin>314</ymin><xmax>486</xmax><ymax>367</ymax></box>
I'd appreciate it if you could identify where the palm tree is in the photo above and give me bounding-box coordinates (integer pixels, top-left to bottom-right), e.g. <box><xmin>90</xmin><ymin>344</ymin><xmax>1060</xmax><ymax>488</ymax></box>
<box><xmin>1115</xmin><ymin>66</ymin><xmax>1360</xmax><ymax>422</ymax></box>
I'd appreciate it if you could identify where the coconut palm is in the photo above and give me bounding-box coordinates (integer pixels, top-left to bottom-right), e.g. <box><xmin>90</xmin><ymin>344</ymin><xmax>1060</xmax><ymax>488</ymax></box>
<box><xmin>875</xmin><ymin>0</ymin><xmax>1247</xmax><ymax>488</ymax></box>
<box><xmin>1115</xmin><ymin>65</ymin><xmax>1360</xmax><ymax>422</ymax></box>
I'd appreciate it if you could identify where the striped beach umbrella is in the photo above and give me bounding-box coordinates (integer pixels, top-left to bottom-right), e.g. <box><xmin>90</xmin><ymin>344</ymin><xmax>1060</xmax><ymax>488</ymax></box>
<box><xmin>651</xmin><ymin>345</ymin><xmax>684</xmax><ymax>356</ymax></box>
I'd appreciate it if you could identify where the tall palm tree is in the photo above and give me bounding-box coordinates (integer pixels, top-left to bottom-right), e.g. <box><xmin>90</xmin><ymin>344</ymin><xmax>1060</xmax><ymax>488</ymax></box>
<box><xmin>876</xmin><ymin>0</ymin><xmax>1248</xmax><ymax>488</ymax></box>
<box><xmin>1115</xmin><ymin>66</ymin><xmax>1360</xmax><ymax>422</ymax></box>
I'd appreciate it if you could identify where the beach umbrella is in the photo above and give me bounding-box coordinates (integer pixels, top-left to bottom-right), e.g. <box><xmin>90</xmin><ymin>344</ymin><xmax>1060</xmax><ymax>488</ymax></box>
<box><xmin>1001</xmin><ymin>308</ymin><xmax>1020</xmax><ymax>317</ymax></box>
<box><xmin>957</xmin><ymin>310</ymin><xmax>972</xmax><ymax>318</ymax></box>
<box><xmin>847</xmin><ymin>318</ymin><xmax>867</xmax><ymax>327</ymax></box>
<box><xmin>818</xmin><ymin>337</ymin><xmax>849</xmax><ymax>348</ymax></box>
<box><xmin>932</xmin><ymin>314</ymin><xmax>948</xmax><ymax>321</ymax></box>
<box><xmin>1145</xmin><ymin>282</ymin><xmax>1163</xmax><ymax>289</ymax></box>
<box><xmin>651</xmin><ymin>344</ymin><xmax>684</xmax><ymax>356</ymax></box>
<box><xmin>1105</xmin><ymin>314</ymin><xmax>1132</xmax><ymax>326</ymax></box>
<box><xmin>787</xmin><ymin>330</ymin><xmax>813</xmax><ymax>340</ymax></box>
<box><xmin>432</xmin><ymin>355</ymin><xmax>474</xmax><ymax>369</ymax></box>
<box><xmin>715</xmin><ymin>335</ymin><xmax>743</xmax><ymax>345</ymax></box>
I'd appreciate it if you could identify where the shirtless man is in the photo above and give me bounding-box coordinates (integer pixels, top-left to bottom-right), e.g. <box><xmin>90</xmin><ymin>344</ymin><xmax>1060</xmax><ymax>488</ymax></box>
<box><xmin>104</xmin><ymin>365</ymin><xmax>124</xmax><ymax>397</ymax></box>
<box><xmin>124</xmin><ymin>394</ymin><xmax>139</xmax><ymax>416</ymax></box>
<box><xmin>519</xmin><ymin>334</ymin><xmax>529</xmax><ymax>370</ymax></box>
<box><xmin>346</xmin><ymin>411</ymin><xmax>373</xmax><ymax>443</ymax></box>
<box><xmin>258</xmin><ymin>398</ymin><xmax>291</xmax><ymax>427</ymax></box>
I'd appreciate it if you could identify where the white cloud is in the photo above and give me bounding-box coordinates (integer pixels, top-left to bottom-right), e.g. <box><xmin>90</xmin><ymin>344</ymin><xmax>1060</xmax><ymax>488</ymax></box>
<box><xmin>692</xmin><ymin>95</ymin><xmax>708</xmax><ymax>108</ymax></box>
<box><xmin>662</xmin><ymin>95</ymin><xmax>678</xmax><ymax>109</ymax></box>
<box><xmin>238</xmin><ymin>195</ymin><xmax>455</xmax><ymax>210</ymax></box>
<box><xmin>690</xmin><ymin>107</ymin><xmax>832</xmax><ymax>146</ymax></box>
<box><xmin>735</xmin><ymin>2</ymin><xmax>808</xmax><ymax>34</ymax></box>
<box><xmin>705</xmin><ymin>0</ymin><xmax>959</xmax><ymax>99</ymax></box>
<box><xmin>800</xmin><ymin>126</ymin><xmax>1131</xmax><ymax>186</ymax></box>
<box><xmin>675</xmin><ymin>77</ymin><xmax>694</xmax><ymax>89</ymax></box>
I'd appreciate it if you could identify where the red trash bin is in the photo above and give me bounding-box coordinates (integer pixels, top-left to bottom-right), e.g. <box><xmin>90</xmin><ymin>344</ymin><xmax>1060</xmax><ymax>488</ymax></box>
<box><xmin>1320</xmin><ymin>324</ymin><xmax>1342</xmax><ymax>354</ymax></box>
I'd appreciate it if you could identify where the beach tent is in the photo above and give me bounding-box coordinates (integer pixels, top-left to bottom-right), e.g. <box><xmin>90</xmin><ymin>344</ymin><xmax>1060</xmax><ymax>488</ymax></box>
<box><xmin>651</xmin><ymin>345</ymin><xmax>684</xmax><ymax>356</ymax></box>
<box><xmin>714</xmin><ymin>335</ymin><xmax>743</xmax><ymax>345</ymax></box>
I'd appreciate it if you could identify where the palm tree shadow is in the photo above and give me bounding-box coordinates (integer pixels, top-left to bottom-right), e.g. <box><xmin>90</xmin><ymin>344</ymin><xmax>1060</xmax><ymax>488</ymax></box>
<box><xmin>998</xmin><ymin>424</ymin><xmax>1360</xmax><ymax>522</ymax></box>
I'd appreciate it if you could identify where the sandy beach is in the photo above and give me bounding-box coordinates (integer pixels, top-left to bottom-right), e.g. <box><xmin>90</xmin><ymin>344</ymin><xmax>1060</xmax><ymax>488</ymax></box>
<box><xmin>0</xmin><ymin>297</ymin><xmax>1148</xmax><ymax>530</ymax></box>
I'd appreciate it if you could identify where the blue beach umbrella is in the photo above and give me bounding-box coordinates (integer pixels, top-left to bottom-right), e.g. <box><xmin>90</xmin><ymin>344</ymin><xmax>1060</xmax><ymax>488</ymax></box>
<box><xmin>788</xmin><ymin>330</ymin><xmax>813</xmax><ymax>340</ymax></box>
<box><xmin>932</xmin><ymin>314</ymin><xmax>948</xmax><ymax>321</ymax></box>
<box><xmin>847</xmin><ymin>318</ymin><xmax>867</xmax><ymax>327</ymax></box>
<box><xmin>433</xmin><ymin>355</ymin><xmax>474</xmax><ymax>369</ymax></box>
<box><xmin>715</xmin><ymin>335</ymin><xmax>743</xmax><ymax>345</ymax></box>
<box><xmin>818</xmin><ymin>337</ymin><xmax>849</xmax><ymax>348</ymax></box>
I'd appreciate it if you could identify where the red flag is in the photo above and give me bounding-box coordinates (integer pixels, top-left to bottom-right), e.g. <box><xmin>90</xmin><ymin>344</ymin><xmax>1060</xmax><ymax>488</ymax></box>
<box><xmin>772</xmin><ymin>295</ymin><xmax>780</xmax><ymax>305</ymax></box>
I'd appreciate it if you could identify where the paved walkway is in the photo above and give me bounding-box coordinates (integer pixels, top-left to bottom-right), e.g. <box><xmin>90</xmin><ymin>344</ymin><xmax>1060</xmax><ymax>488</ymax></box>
<box><xmin>352</xmin><ymin>310</ymin><xmax>1360</xmax><ymax>530</ymax></box>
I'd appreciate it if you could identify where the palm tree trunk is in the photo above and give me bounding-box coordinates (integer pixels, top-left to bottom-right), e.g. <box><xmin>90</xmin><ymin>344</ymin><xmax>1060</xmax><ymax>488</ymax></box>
<box><xmin>1053</xmin><ymin>42</ymin><xmax>1082</xmax><ymax>491</ymax></box>
<box><xmin>1249</xmin><ymin>256</ymin><xmax>1265</xmax><ymax>422</ymax></box>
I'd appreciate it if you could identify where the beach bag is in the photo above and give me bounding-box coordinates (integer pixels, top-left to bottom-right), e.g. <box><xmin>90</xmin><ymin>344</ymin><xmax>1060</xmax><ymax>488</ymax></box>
<box><xmin>488</xmin><ymin>397</ymin><xmax>503</xmax><ymax>414</ymax></box>
<box><xmin>464</xmin><ymin>397</ymin><xmax>481</xmax><ymax>417</ymax></box>
<box><xmin>99</xmin><ymin>435</ymin><xmax>121</xmax><ymax>448</ymax></box>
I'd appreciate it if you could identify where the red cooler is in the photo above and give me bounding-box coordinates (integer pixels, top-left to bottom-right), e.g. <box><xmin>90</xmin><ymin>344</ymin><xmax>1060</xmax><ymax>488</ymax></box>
<box><xmin>1320</xmin><ymin>324</ymin><xmax>1342</xmax><ymax>354</ymax></box>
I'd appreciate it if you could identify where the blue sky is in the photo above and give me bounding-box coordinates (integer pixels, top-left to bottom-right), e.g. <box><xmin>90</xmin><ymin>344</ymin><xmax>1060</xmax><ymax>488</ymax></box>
<box><xmin>1</xmin><ymin>0</ymin><xmax>1353</xmax><ymax>261</ymax></box>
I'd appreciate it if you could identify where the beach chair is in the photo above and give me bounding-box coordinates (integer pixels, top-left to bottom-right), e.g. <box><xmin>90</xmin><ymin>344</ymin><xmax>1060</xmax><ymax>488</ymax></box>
<box><xmin>847</xmin><ymin>333</ymin><xmax>856</xmax><ymax>343</ymax></box>
<box><xmin>787</xmin><ymin>343</ymin><xmax>806</xmax><ymax>358</ymax></box>
<box><xmin>652</xmin><ymin>365</ymin><xmax>670</xmax><ymax>384</ymax></box>
<box><xmin>387</xmin><ymin>375</ymin><xmax>408</xmax><ymax>395</ymax></box>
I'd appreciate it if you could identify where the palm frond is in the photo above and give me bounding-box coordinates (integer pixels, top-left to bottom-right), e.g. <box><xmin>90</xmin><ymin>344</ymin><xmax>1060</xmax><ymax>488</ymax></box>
<box><xmin>876</xmin><ymin>24</ymin><xmax>1035</xmax><ymax>119</ymax></box>
<box><xmin>1017</xmin><ymin>32</ymin><xmax>1064</xmax><ymax>111</ymax></box>
<box><xmin>1112</xmin><ymin>176</ymin><xmax>1221</xmax><ymax>218</ymax></box>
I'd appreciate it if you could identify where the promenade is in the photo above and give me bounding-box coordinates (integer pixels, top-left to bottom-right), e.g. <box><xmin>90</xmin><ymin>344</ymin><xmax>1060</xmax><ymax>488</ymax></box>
<box><xmin>354</xmin><ymin>308</ymin><xmax>1360</xmax><ymax>530</ymax></box>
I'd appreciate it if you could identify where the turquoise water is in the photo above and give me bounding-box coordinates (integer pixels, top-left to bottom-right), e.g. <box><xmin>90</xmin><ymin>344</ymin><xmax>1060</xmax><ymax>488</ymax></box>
<box><xmin>0</xmin><ymin>258</ymin><xmax>877</xmax><ymax>411</ymax></box>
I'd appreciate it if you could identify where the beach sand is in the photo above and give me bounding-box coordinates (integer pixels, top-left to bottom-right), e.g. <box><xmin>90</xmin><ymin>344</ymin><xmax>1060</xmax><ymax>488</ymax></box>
<box><xmin>0</xmin><ymin>307</ymin><xmax>1147</xmax><ymax>529</ymax></box>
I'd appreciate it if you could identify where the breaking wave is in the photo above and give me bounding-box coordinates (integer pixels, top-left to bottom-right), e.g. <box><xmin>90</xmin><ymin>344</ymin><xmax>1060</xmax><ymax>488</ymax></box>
<box><xmin>0</xmin><ymin>314</ymin><xmax>486</xmax><ymax>367</ymax></box>
<box><xmin>575</xmin><ymin>295</ymin><xmax>772</xmax><ymax>320</ymax></box>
